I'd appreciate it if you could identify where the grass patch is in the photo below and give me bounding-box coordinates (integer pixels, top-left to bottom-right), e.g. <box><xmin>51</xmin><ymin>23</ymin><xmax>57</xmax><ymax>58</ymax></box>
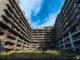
<box><xmin>0</xmin><ymin>50</ymin><xmax>78</xmax><ymax>59</ymax></box>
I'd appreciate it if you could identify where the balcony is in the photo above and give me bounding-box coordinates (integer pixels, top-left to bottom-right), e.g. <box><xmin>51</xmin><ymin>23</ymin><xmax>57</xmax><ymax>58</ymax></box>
<box><xmin>62</xmin><ymin>27</ymin><xmax>69</xmax><ymax>34</ymax></box>
<box><xmin>69</xmin><ymin>19</ymin><xmax>79</xmax><ymax>30</ymax></box>
<box><xmin>62</xmin><ymin>17</ymin><xmax>79</xmax><ymax>35</ymax></box>
<box><xmin>74</xmin><ymin>44</ymin><xmax>80</xmax><ymax>48</ymax></box>
<box><xmin>72</xmin><ymin>36</ymin><xmax>80</xmax><ymax>42</ymax></box>
<box><xmin>59</xmin><ymin>41</ymin><xmax>63</xmax><ymax>46</ymax></box>
<box><xmin>4</xmin><ymin>45</ymin><xmax>15</xmax><ymax>49</ymax></box>
<box><xmin>75</xmin><ymin>9</ymin><xmax>80</xmax><ymax>15</ymax></box>
<box><xmin>17</xmin><ymin>47</ymin><xmax>23</xmax><ymax>50</ymax></box>
<box><xmin>17</xmin><ymin>42</ymin><xmax>22</xmax><ymax>45</ymax></box>
<box><xmin>66</xmin><ymin>0</ymin><xmax>73</xmax><ymax>15</ymax></box>
<box><xmin>5</xmin><ymin>39</ymin><xmax>16</xmax><ymax>43</ymax></box>
<box><xmin>59</xmin><ymin>44</ymin><xmax>63</xmax><ymax>46</ymax></box>
<box><xmin>60</xmin><ymin>5</ymin><xmax>77</xmax><ymax>33</ymax></box>
<box><xmin>73</xmin><ymin>0</ymin><xmax>80</xmax><ymax>3</ymax></box>
<box><xmin>65</xmin><ymin>40</ymin><xmax>71</xmax><ymax>45</ymax></box>
<box><xmin>64</xmin><ymin>35</ymin><xmax>69</xmax><ymax>40</ymax></box>
<box><xmin>77</xmin><ymin>4</ymin><xmax>80</xmax><ymax>8</ymax></box>
<box><xmin>66</xmin><ymin>46</ymin><xmax>72</xmax><ymax>49</ymax></box>
<box><xmin>64</xmin><ymin>0</ymin><xmax>70</xmax><ymax>11</ymax></box>
<box><xmin>71</xmin><ymin>27</ymin><xmax>80</xmax><ymax>36</ymax></box>
<box><xmin>24</xmin><ymin>48</ymin><xmax>28</xmax><ymax>50</ymax></box>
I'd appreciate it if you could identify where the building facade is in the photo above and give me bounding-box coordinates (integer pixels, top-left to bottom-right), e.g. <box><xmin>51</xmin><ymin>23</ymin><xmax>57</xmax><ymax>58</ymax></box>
<box><xmin>55</xmin><ymin>0</ymin><xmax>80</xmax><ymax>51</ymax></box>
<box><xmin>31</xmin><ymin>27</ymin><xmax>56</xmax><ymax>50</ymax></box>
<box><xmin>0</xmin><ymin>0</ymin><xmax>31</xmax><ymax>51</ymax></box>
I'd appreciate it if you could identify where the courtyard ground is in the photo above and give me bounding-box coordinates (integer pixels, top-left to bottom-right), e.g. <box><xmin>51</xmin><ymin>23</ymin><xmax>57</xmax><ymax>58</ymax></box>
<box><xmin>0</xmin><ymin>49</ymin><xmax>79</xmax><ymax>59</ymax></box>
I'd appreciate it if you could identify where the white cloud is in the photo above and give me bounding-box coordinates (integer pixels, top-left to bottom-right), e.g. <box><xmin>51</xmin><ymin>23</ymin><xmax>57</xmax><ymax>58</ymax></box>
<box><xmin>19</xmin><ymin>0</ymin><xmax>43</xmax><ymax>22</ymax></box>
<box><xmin>37</xmin><ymin>10</ymin><xmax>60</xmax><ymax>28</ymax></box>
<box><xmin>34</xmin><ymin>6</ymin><xmax>41</xmax><ymax>16</ymax></box>
<box><xmin>40</xmin><ymin>14</ymin><xmax>56</xmax><ymax>27</ymax></box>
<box><xmin>31</xmin><ymin>20</ymin><xmax>40</xmax><ymax>28</ymax></box>
<box><xmin>30</xmin><ymin>12</ymin><xmax>60</xmax><ymax>28</ymax></box>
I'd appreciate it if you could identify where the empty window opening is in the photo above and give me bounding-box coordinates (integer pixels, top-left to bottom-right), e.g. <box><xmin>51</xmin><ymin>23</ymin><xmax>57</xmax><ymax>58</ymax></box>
<box><xmin>9</xmin><ymin>0</ymin><xmax>15</xmax><ymax>8</ymax></box>
<box><xmin>1</xmin><ymin>15</ymin><xmax>11</xmax><ymax>25</ymax></box>
<box><xmin>6</xmin><ymin>4</ymin><xmax>14</xmax><ymax>14</ymax></box>
<box><xmin>5</xmin><ymin>42</ymin><xmax>14</xmax><ymax>45</ymax></box>
<box><xmin>4</xmin><ymin>9</ymin><xmax>12</xmax><ymax>18</ymax></box>
<box><xmin>7</xmin><ymin>35</ymin><xmax>16</xmax><ymax>40</ymax></box>
<box><xmin>0</xmin><ymin>32</ymin><xmax>4</xmax><ymax>35</ymax></box>
<box><xmin>0</xmin><ymin>22</ymin><xmax>9</xmax><ymax>30</ymax></box>
<box><xmin>17</xmin><ymin>44</ymin><xmax>21</xmax><ymax>47</ymax></box>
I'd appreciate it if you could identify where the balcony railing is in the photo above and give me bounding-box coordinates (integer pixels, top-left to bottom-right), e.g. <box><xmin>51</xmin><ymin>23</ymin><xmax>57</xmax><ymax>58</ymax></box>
<box><xmin>66</xmin><ymin>46</ymin><xmax>72</xmax><ymax>49</ymax></box>
<box><xmin>69</xmin><ymin>19</ymin><xmax>79</xmax><ymax>30</ymax></box>
<box><xmin>71</xmin><ymin>27</ymin><xmax>80</xmax><ymax>36</ymax></box>
<box><xmin>64</xmin><ymin>35</ymin><xmax>69</xmax><ymax>40</ymax></box>
<box><xmin>5</xmin><ymin>39</ymin><xmax>16</xmax><ymax>43</ymax></box>
<box><xmin>59</xmin><ymin>3</ymin><xmax>77</xmax><ymax>34</ymax></box>
<box><xmin>65</xmin><ymin>40</ymin><xmax>71</xmax><ymax>45</ymax></box>
<box><xmin>4</xmin><ymin>45</ymin><xmax>15</xmax><ymax>49</ymax></box>
<box><xmin>72</xmin><ymin>36</ymin><xmax>80</xmax><ymax>42</ymax></box>
<box><xmin>74</xmin><ymin>45</ymin><xmax>80</xmax><ymax>48</ymax></box>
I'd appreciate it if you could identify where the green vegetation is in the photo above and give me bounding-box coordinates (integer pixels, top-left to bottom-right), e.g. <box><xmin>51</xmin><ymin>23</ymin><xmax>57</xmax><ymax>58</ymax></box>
<box><xmin>0</xmin><ymin>50</ymin><xmax>78</xmax><ymax>59</ymax></box>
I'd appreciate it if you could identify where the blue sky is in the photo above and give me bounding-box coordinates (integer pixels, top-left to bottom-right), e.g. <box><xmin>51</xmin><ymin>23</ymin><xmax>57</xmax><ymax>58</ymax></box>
<box><xmin>19</xmin><ymin>0</ymin><xmax>65</xmax><ymax>28</ymax></box>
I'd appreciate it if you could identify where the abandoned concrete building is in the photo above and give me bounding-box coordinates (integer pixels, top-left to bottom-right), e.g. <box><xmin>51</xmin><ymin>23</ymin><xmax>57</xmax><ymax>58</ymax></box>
<box><xmin>0</xmin><ymin>0</ymin><xmax>31</xmax><ymax>51</ymax></box>
<box><xmin>31</xmin><ymin>27</ymin><xmax>56</xmax><ymax>50</ymax></box>
<box><xmin>55</xmin><ymin>0</ymin><xmax>80</xmax><ymax>51</ymax></box>
<box><xmin>0</xmin><ymin>0</ymin><xmax>80</xmax><ymax>51</ymax></box>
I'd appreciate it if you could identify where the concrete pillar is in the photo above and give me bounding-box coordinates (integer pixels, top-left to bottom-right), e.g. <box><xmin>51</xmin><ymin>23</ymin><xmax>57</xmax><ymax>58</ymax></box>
<box><xmin>15</xmin><ymin>36</ymin><xmax>18</xmax><ymax>50</ymax></box>
<box><xmin>69</xmin><ymin>31</ymin><xmax>74</xmax><ymax>48</ymax></box>
<box><xmin>3</xmin><ymin>30</ymin><xmax>9</xmax><ymax>48</ymax></box>
<box><xmin>62</xmin><ymin>38</ymin><xmax>66</xmax><ymax>49</ymax></box>
<box><xmin>58</xmin><ymin>41</ymin><xmax>61</xmax><ymax>49</ymax></box>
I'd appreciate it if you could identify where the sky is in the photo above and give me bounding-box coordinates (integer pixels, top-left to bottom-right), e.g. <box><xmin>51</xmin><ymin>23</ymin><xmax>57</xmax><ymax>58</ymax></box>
<box><xmin>19</xmin><ymin>0</ymin><xmax>65</xmax><ymax>28</ymax></box>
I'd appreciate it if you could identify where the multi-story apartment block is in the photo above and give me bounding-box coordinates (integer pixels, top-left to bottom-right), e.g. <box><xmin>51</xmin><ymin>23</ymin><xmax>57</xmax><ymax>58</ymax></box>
<box><xmin>55</xmin><ymin>0</ymin><xmax>80</xmax><ymax>51</ymax></box>
<box><xmin>1</xmin><ymin>0</ymin><xmax>80</xmax><ymax>52</ymax></box>
<box><xmin>31</xmin><ymin>27</ymin><xmax>56</xmax><ymax>50</ymax></box>
<box><xmin>0</xmin><ymin>0</ymin><xmax>31</xmax><ymax>51</ymax></box>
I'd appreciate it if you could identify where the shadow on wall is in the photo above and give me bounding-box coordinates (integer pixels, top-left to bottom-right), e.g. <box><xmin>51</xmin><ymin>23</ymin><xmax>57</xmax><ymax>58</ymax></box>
<box><xmin>38</xmin><ymin>28</ymin><xmax>56</xmax><ymax>50</ymax></box>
